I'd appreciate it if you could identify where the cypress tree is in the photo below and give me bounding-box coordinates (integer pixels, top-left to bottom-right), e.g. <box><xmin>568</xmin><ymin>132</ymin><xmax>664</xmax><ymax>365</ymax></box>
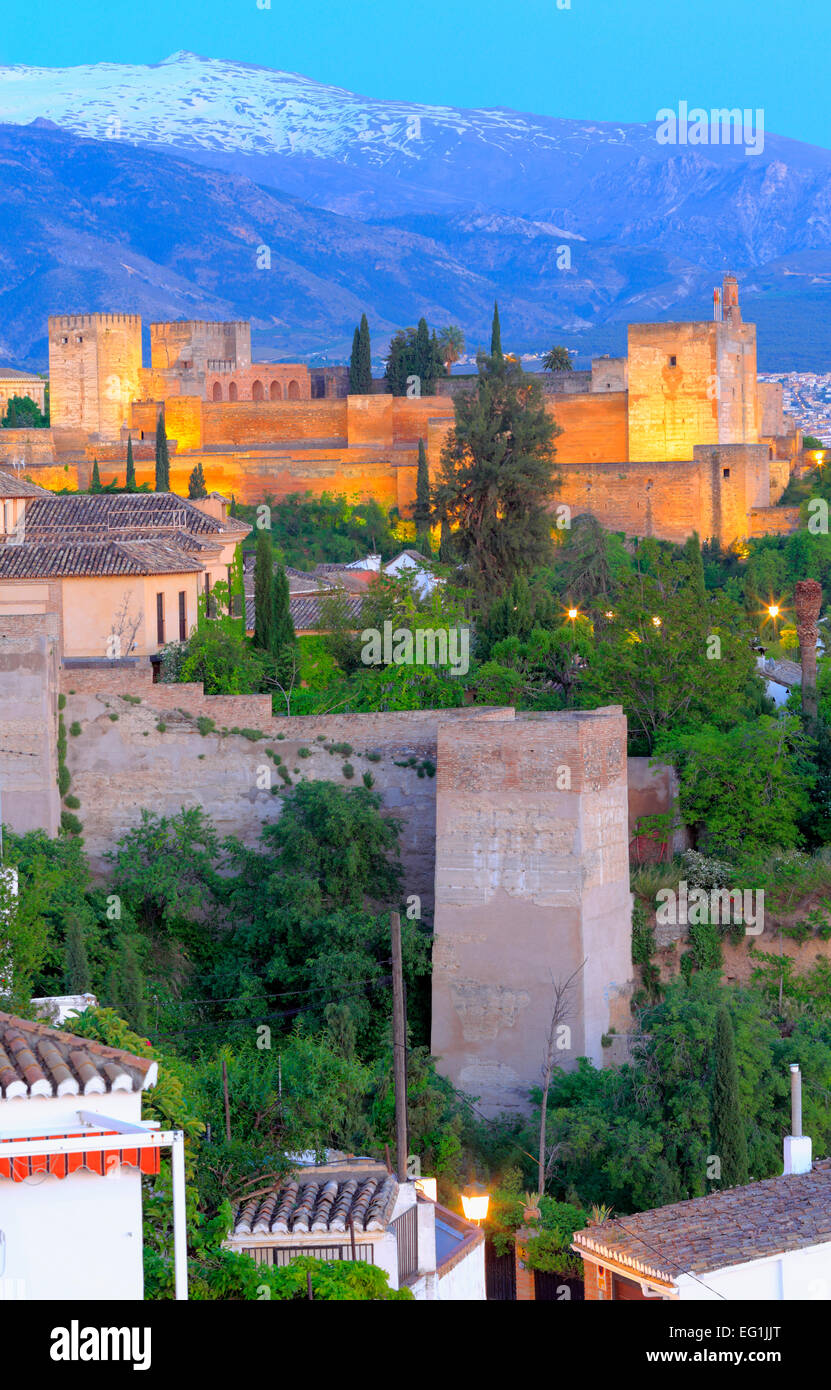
<box><xmin>9</xmin><ymin>398</ymin><xmax>17</xmax><ymax>428</ymax></box>
<box><xmin>253</xmin><ymin>527</ymin><xmax>276</xmax><ymax>653</ymax></box>
<box><xmin>188</xmin><ymin>459</ymin><xmax>208</xmax><ymax>499</ymax></box>
<box><xmin>90</xmin><ymin>459</ymin><xmax>101</xmax><ymax>493</ymax></box>
<box><xmin>230</xmin><ymin>494</ymin><xmax>238</xmax><ymax>518</ymax></box>
<box><xmin>684</xmin><ymin>531</ymin><xmax>706</xmax><ymax>603</ymax></box>
<box><xmin>490</xmin><ymin>301</ymin><xmax>503</xmax><ymax>359</ymax></box>
<box><xmin>349</xmin><ymin>325</ymin><xmax>361</xmax><ymax>393</ymax></box>
<box><xmin>272</xmin><ymin>561</ymin><xmax>296</xmax><ymax>654</ymax></box>
<box><xmin>414</xmin><ymin>317</ymin><xmax>432</xmax><ymax>394</ymax></box>
<box><xmin>711</xmin><ymin>1007</ymin><xmax>749</xmax><ymax>1187</ymax></box>
<box><xmin>64</xmin><ymin>914</ymin><xmax>91</xmax><ymax>993</ymax></box>
<box><xmin>357</xmin><ymin>313</ymin><xmax>372</xmax><ymax>392</ymax></box>
<box><xmin>125</xmin><ymin>435</ymin><xmax>136</xmax><ymax>491</ymax></box>
<box><xmin>413</xmin><ymin>438</ymin><xmax>432</xmax><ymax>554</ymax></box>
<box><xmin>118</xmin><ymin>938</ymin><xmax>147</xmax><ymax>1031</ymax></box>
<box><xmin>155</xmin><ymin>412</ymin><xmax>170</xmax><ymax>492</ymax></box>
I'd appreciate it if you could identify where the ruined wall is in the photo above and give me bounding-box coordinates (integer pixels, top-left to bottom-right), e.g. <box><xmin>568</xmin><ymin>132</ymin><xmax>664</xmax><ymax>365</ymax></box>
<box><xmin>0</xmin><ymin>610</ymin><xmax>60</xmax><ymax>836</ymax></box>
<box><xmin>431</xmin><ymin>708</ymin><xmax>632</xmax><ymax>1115</ymax></box>
<box><xmin>49</xmin><ymin>315</ymin><xmax>142</xmax><ymax>440</ymax></box>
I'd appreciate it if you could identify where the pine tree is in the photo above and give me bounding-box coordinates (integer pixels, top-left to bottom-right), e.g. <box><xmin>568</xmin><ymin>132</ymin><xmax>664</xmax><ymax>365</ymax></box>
<box><xmin>490</xmin><ymin>301</ymin><xmax>503</xmax><ymax>359</ymax></box>
<box><xmin>253</xmin><ymin>528</ymin><xmax>276</xmax><ymax>652</ymax></box>
<box><xmin>155</xmin><ymin>412</ymin><xmax>170</xmax><ymax>492</ymax></box>
<box><xmin>711</xmin><ymin>1007</ymin><xmax>749</xmax><ymax>1187</ymax></box>
<box><xmin>432</xmin><ymin>352</ymin><xmax>560</xmax><ymax>591</ymax></box>
<box><xmin>64</xmin><ymin>915</ymin><xmax>91</xmax><ymax>993</ymax></box>
<box><xmin>125</xmin><ymin>435</ymin><xmax>136</xmax><ymax>491</ymax></box>
<box><xmin>414</xmin><ymin>317</ymin><xmax>432</xmax><ymax>394</ymax></box>
<box><xmin>413</xmin><ymin>438</ymin><xmax>432</xmax><ymax>554</ymax></box>
<box><xmin>348</xmin><ymin>325</ymin><xmax>361</xmax><ymax>393</ymax></box>
<box><xmin>90</xmin><ymin>459</ymin><xmax>101</xmax><ymax>493</ymax></box>
<box><xmin>357</xmin><ymin>313</ymin><xmax>372</xmax><ymax>392</ymax></box>
<box><xmin>188</xmin><ymin>460</ymin><xmax>208</xmax><ymax>499</ymax></box>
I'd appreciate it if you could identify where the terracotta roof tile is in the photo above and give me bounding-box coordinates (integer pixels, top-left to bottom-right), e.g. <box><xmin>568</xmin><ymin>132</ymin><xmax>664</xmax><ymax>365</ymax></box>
<box><xmin>0</xmin><ymin>470</ymin><xmax>51</xmax><ymax>498</ymax></box>
<box><xmin>0</xmin><ymin>539</ymin><xmax>204</xmax><ymax>579</ymax></box>
<box><xmin>0</xmin><ymin>1011</ymin><xmax>157</xmax><ymax>1100</ymax></box>
<box><xmin>573</xmin><ymin>1161</ymin><xmax>831</xmax><ymax>1281</ymax></box>
<box><xmin>21</xmin><ymin>491</ymin><xmax>225</xmax><ymax>539</ymax></box>
<box><xmin>233</xmin><ymin>1166</ymin><xmax>399</xmax><ymax>1237</ymax></box>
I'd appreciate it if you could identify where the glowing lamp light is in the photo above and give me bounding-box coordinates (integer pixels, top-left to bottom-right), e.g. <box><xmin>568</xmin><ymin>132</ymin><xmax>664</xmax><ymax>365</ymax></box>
<box><xmin>605</xmin><ymin>610</ymin><xmax>615</xmax><ymax>620</ymax></box>
<box><xmin>461</xmin><ymin>1181</ymin><xmax>490</xmax><ymax>1225</ymax></box>
<box><xmin>567</xmin><ymin>607</ymin><xmax>578</xmax><ymax>620</ymax></box>
<box><xmin>651</xmin><ymin>616</ymin><xmax>662</xmax><ymax>628</ymax></box>
<box><xmin>414</xmin><ymin>1176</ymin><xmax>438</xmax><ymax>1202</ymax></box>
<box><xmin>768</xmin><ymin>604</ymin><xmax>780</xmax><ymax>620</ymax></box>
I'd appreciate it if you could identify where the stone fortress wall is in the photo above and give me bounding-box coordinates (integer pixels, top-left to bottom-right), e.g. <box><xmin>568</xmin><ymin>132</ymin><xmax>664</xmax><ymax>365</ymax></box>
<box><xmin>4</xmin><ymin>280</ymin><xmax>802</xmax><ymax>547</ymax></box>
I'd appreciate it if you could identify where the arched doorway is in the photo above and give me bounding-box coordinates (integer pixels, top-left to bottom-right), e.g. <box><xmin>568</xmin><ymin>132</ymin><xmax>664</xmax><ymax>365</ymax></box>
<box><xmin>252</xmin><ymin>380</ymin><xmax>264</xmax><ymax>402</ymax></box>
<box><xmin>270</xmin><ymin>381</ymin><xmax>282</xmax><ymax>401</ymax></box>
<box><xmin>211</xmin><ymin>381</ymin><xmax>222</xmax><ymax>401</ymax></box>
<box><xmin>288</xmin><ymin>379</ymin><xmax>300</xmax><ymax>400</ymax></box>
<box><xmin>228</xmin><ymin>382</ymin><xmax>238</xmax><ymax>402</ymax></box>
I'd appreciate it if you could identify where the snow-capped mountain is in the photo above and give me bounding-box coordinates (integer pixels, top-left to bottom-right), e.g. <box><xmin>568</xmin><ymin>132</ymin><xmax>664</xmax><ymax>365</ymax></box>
<box><xmin>2</xmin><ymin>53</ymin><xmax>831</xmax><ymax>368</ymax></box>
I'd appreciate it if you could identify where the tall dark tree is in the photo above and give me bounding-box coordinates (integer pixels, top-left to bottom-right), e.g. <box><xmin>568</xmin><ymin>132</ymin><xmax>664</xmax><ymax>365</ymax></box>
<box><xmin>118</xmin><ymin>938</ymin><xmax>147</xmax><ymax>1032</ymax></box>
<box><xmin>155</xmin><ymin>412</ymin><xmax>170</xmax><ymax>492</ymax></box>
<box><xmin>90</xmin><ymin>459</ymin><xmax>102</xmax><ymax>493</ymax></box>
<box><xmin>357</xmin><ymin>314</ymin><xmax>372</xmax><ymax>392</ymax></box>
<box><xmin>413</xmin><ymin>438</ymin><xmax>432</xmax><ymax>554</ymax></box>
<box><xmin>711</xmin><ymin>1007</ymin><xmax>750</xmax><ymax>1188</ymax></box>
<box><xmin>253</xmin><ymin>528</ymin><xmax>276</xmax><ymax>653</ymax></box>
<box><xmin>349</xmin><ymin>315</ymin><xmax>372</xmax><ymax>393</ymax></box>
<box><xmin>272</xmin><ymin>560</ymin><xmax>296</xmax><ymax>656</ymax></box>
<box><xmin>125</xmin><ymin>435</ymin><xmax>136</xmax><ymax>491</ymax></box>
<box><xmin>490</xmin><ymin>302</ymin><xmax>503</xmax><ymax>359</ymax></box>
<box><xmin>64</xmin><ymin>914</ymin><xmax>91</xmax><ymax>993</ymax></box>
<box><xmin>432</xmin><ymin>352</ymin><xmax>560</xmax><ymax>592</ymax></box>
<box><xmin>684</xmin><ymin>531</ymin><xmax>706</xmax><ymax>603</ymax></box>
<box><xmin>188</xmin><ymin>460</ymin><xmax>208</xmax><ymax>499</ymax></box>
<box><xmin>414</xmin><ymin>318</ymin><xmax>432</xmax><ymax>391</ymax></box>
<box><xmin>348</xmin><ymin>325</ymin><xmax>361</xmax><ymax>393</ymax></box>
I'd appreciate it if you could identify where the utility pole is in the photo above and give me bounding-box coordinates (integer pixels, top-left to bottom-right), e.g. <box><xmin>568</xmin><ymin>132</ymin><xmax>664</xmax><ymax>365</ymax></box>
<box><xmin>390</xmin><ymin>910</ymin><xmax>408</xmax><ymax>1182</ymax></box>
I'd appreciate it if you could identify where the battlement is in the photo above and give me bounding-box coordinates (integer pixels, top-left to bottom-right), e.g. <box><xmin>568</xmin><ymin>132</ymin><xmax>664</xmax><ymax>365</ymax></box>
<box><xmin>48</xmin><ymin>314</ymin><xmax>142</xmax><ymax>330</ymax></box>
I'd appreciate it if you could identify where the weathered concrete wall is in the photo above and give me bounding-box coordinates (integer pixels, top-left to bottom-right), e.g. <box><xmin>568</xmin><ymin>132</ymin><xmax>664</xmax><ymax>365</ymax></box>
<box><xmin>431</xmin><ymin>708</ymin><xmax>633</xmax><ymax>1115</ymax></box>
<box><xmin>0</xmin><ymin>610</ymin><xmax>60</xmax><ymax>836</ymax></box>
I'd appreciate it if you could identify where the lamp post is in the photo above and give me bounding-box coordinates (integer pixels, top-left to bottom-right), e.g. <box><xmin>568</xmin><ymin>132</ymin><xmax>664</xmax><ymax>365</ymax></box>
<box><xmin>461</xmin><ymin>1181</ymin><xmax>490</xmax><ymax>1226</ymax></box>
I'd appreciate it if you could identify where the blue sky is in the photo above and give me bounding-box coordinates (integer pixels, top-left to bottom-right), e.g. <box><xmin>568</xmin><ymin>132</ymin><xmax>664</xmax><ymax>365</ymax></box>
<box><xmin>2</xmin><ymin>0</ymin><xmax>830</xmax><ymax>147</ymax></box>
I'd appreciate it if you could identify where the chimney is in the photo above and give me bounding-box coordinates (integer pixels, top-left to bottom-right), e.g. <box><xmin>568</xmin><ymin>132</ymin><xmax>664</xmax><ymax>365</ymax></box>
<box><xmin>783</xmin><ymin>1064</ymin><xmax>812</xmax><ymax>1175</ymax></box>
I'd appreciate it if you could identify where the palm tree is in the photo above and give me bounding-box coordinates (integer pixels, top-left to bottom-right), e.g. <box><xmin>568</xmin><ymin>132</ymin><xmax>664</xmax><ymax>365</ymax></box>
<box><xmin>543</xmin><ymin>345</ymin><xmax>574</xmax><ymax>372</ymax></box>
<box><xmin>438</xmin><ymin>324</ymin><xmax>465</xmax><ymax>371</ymax></box>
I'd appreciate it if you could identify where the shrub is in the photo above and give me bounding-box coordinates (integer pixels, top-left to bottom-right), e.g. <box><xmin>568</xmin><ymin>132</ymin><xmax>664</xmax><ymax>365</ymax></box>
<box><xmin>156</xmin><ymin>721</ymin><xmax>167</xmax><ymax>733</ymax></box>
<box><xmin>109</xmin><ymin>713</ymin><xmax>119</xmax><ymax>721</ymax></box>
<box><xmin>58</xmin><ymin>693</ymin><xmax>66</xmax><ymax>710</ymax></box>
<box><xmin>365</xmin><ymin>750</ymin><xmax>382</xmax><ymax>762</ymax></box>
<box><xmin>60</xmin><ymin>810</ymin><xmax>83</xmax><ymax>836</ymax></box>
<box><xmin>298</xmin><ymin>747</ymin><xmax>312</xmax><ymax>758</ymax></box>
<box><xmin>362</xmin><ymin>771</ymin><xmax>375</xmax><ymax>789</ymax></box>
<box><xmin>196</xmin><ymin>717</ymin><xmax>215</xmax><ymax>737</ymax></box>
<box><xmin>69</xmin><ymin>721</ymin><xmax>82</xmax><ymax>737</ymax></box>
<box><xmin>342</xmin><ymin>763</ymin><xmax>355</xmax><ymax>779</ymax></box>
<box><xmin>121</xmin><ymin>693</ymin><xmax>142</xmax><ymax>704</ymax></box>
<box><xmin>63</xmin><ymin>794</ymin><xmax>81</xmax><ymax>810</ymax></box>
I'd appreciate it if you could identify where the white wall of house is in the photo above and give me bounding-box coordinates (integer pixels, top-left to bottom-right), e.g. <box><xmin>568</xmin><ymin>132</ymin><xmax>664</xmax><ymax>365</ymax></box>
<box><xmin>0</xmin><ymin>1089</ymin><xmax>146</xmax><ymax>1301</ymax></box>
<box><xmin>438</xmin><ymin>1240</ymin><xmax>486</xmax><ymax>1301</ymax></box>
<box><xmin>675</xmin><ymin>1240</ymin><xmax>831</xmax><ymax>1300</ymax></box>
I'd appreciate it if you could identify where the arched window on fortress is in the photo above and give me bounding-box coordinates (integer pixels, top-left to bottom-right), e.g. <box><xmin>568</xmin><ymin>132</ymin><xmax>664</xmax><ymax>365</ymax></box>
<box><xmin>228</xmin><ymin>382</ymin><xmax>238</xmax><ymax>402</ymax></box>
<box><xmin>288</xmin><ymin>379</ymin><xmax>300</xmax><ymax>400</ymax></box>
<box><xmin>212</xmin><ymin>382</ymin><xmax>222</xmax><ymax>402</ymax></box>
<box><xmin>252</xmin><ymin>380</ymin><xmax>264</xmax><ymax>402</ymax></box>
<box><xmin>270</xmin><ymin>381</ymin><xmax>282</xmax><ymax>401</ymax></box>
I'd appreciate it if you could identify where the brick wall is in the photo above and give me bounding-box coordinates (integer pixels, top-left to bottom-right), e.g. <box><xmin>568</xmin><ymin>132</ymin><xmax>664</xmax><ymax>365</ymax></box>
<box><xmin>202</xmin><ymin>399</ymin><xmax>347</xmax><ymax>447</ymax></box>
<box><xmin>549</xmin><ymin>391</ymin><xmax>629</xmax><ymax>464</ymax></box>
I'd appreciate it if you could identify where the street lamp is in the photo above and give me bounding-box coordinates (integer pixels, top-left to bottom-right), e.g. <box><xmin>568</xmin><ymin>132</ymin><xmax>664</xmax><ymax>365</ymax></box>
<box><xmin>651</xmin><ymin>616</ymin><xmax>662</xmax><ymax>628</ymax></box>
<box><xmin>461</xmin><ymin>1181</ymin><xmax>490</xmax><ymax>1226</ymax></box>
<box><xmin>567</xmin><ymin>607</ymin><xmax>578</xmax><ymax>621</ymax></box>
<box><xmin>767</xmin><ymin>604</ymin><xmax>780</xmax><ymax>620</ymax></box>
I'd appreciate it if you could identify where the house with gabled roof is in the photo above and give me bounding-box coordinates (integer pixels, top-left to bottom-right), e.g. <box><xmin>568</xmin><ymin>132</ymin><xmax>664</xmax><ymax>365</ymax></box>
<box><xmin>0</xmin><ymin>1009</ymin><xmax>188</xmax><ymax>1301</ymax></box>
<box><xmin>225</xmin><ymin>1156</ymin><xmax>485</xmax><ymax>1300</ymax></box>
<box><xmin>0</xmin><ymin>477</ymin><xmax>250</xmax><ymax>659</ymax></box>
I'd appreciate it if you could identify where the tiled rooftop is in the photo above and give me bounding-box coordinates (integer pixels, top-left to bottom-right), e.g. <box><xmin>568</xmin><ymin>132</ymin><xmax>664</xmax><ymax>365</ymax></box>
<box><xmin>573</xmin><ymin>1160</ymin><xmax>831</xmax><ymax>1282</ymax></box>
<box><xmin>0</xmin><ymin>470</ymin><xmax>51</xmax><ymax>498</ymax></box>
<box><xmin>0</xmin><ymin>1011</ymin><xmax>157</xmax><ymax>1100</ymax></box>
<box><xmin>0</xmin><ymin>539</ymin><xmax>204</xmax><ymax>579</ymax></box>
<box><xmin>233</xmin><ymin>1164</ymin><xmax>399</xmax><ymax>1237</ymax></box>
<box><xmin>21</xmin><ymin>492</ymin><xmax>226</xmax><ymax>539</ymax></box>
